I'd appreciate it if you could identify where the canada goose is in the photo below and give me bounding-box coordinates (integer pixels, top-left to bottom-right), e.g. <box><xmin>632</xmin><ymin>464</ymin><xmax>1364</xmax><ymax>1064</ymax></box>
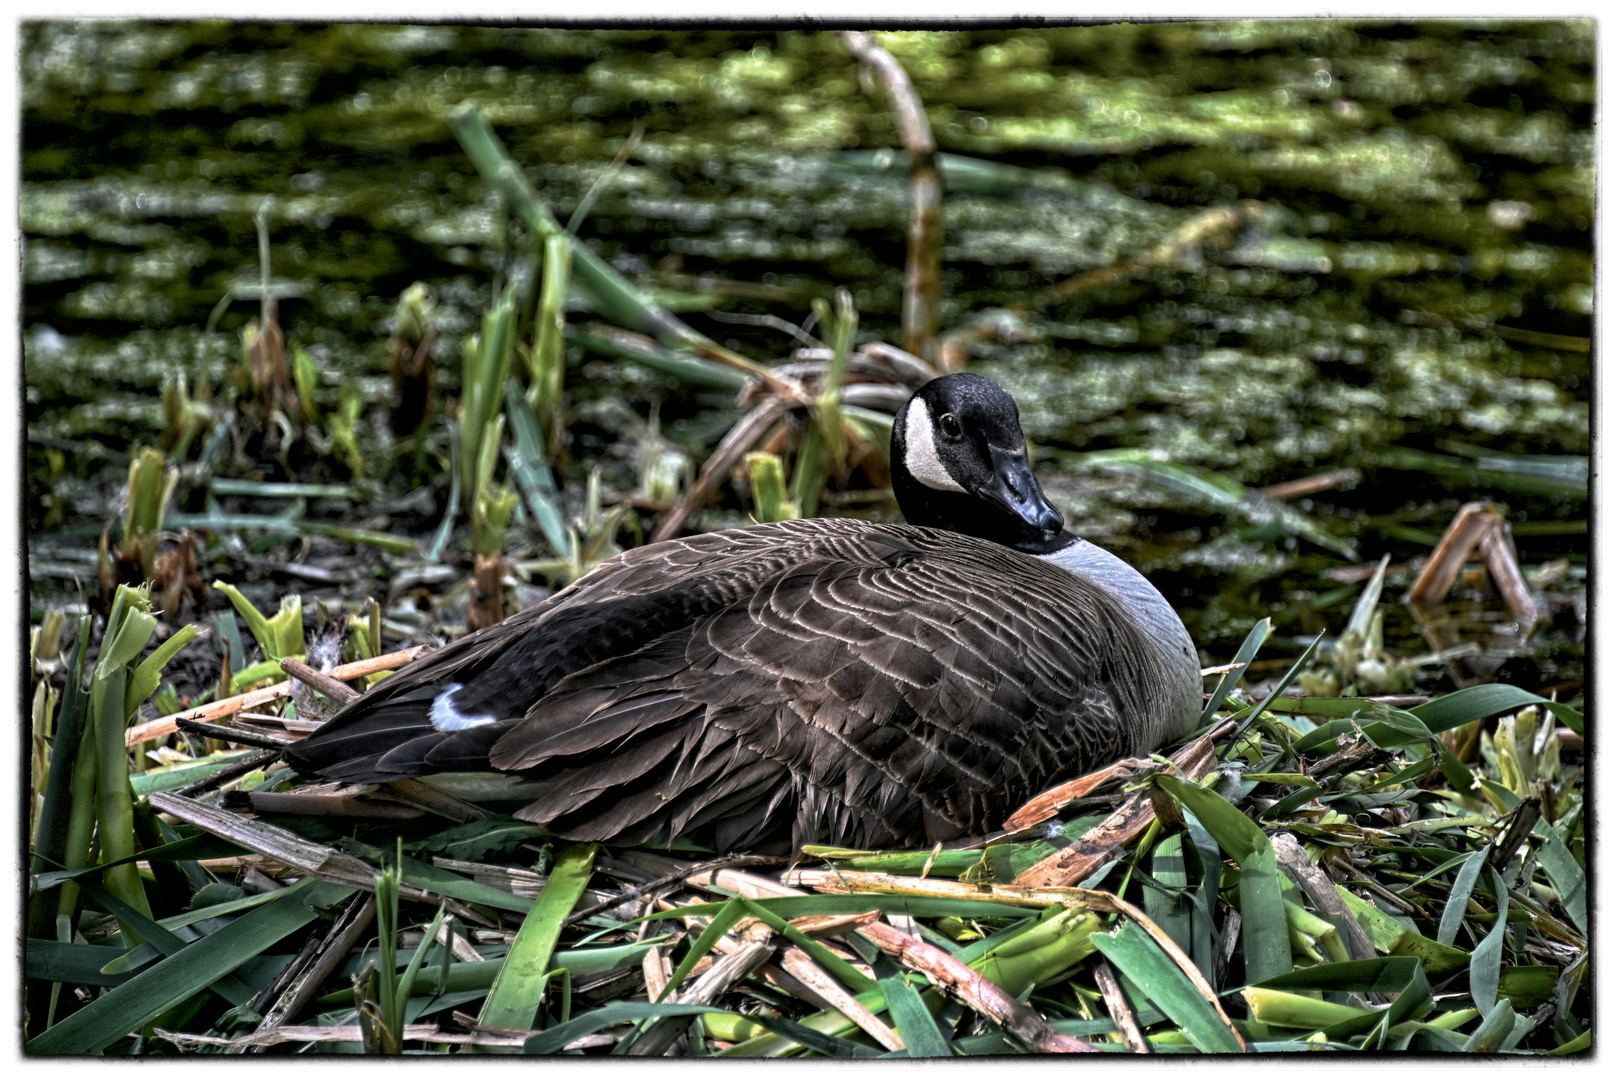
<box><xmin>285</xmin><ymin>373</ymin><xmax>1201</xmax><ymax>851</ymax></box>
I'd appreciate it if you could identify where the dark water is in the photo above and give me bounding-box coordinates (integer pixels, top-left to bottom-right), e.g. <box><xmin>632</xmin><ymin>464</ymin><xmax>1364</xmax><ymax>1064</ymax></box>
<box><xmin>21</xmin><ymin>22</ymin><xmax>1591</xmax><ymax>687</ymax></box>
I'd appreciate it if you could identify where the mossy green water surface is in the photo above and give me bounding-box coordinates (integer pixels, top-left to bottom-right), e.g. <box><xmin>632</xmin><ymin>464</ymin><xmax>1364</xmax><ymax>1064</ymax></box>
<box><xmin>22</xmin><ymin>22</ymin><xmax>1589</xmax><ymax>683</ymax></box>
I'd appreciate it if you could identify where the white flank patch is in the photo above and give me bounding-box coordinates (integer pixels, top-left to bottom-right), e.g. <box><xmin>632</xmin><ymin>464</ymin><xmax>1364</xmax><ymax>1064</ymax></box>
<box><xmin>430</xmin><ymin>683</ymin><xmax>498</xmax><ymax>731</ymax></box>
<box><xmin>902</xmin><ymin>398</ymin><xmax>965</xmax><ymax>492</ymax></box>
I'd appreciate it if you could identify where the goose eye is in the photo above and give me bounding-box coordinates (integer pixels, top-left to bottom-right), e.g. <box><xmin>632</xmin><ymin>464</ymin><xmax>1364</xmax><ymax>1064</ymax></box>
<box><xmin>938</xmin><ymin>412</ymin><xmax>963</xmax><ymax>439</ymax></box>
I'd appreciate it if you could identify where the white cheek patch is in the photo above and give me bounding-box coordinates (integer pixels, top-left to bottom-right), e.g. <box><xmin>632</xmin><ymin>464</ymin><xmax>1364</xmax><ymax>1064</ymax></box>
<box><xmin>902</xmin><ymin>398</ymin><xmax>966</xmax><ymax>493</ymax></box>
<box><xmin>431</xmin><ymin>683</ymin><xmax>499</xmax><ymax>731</ymax></box>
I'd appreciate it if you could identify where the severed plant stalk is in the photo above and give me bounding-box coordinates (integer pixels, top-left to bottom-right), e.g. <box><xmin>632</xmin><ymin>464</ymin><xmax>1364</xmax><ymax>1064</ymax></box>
<box><xmin>745</xmin><ymin>452</ymin><xmax>797</xmax><ymax>524</ymax></box>
<box><xmin>27</xmin><ymin>618</ymin><xmax>89</xmax><ymax>996</ymax></box>
<box><xmin>352</xmin><ymin>841</ymin><xmax>452</xmax><ymax>1054</ymax></box>
<box><xmin>161</xmin><ymin>369</ymin><xmax>217</xmax><ymax>462</ymax></box>
<box><xmin>324</xmin><ymin>385</ymin><xmax>366</xmax><ymax>481</ymax></box>
<box><xmin>100</xmin><ymin>446</ymin><xmax>178</xmax><ymax>598</ymax></box>
<box><xmin>468</xmin><ymin>417</ymin><xmax>519</xmax><ymax>631</ymax></box>
<box><xmin>527</xmin><ymin>233</ymin><xmax>572</xmax><ymax>461</ymax></box>
<box><xmin>212</xmin><ymin>580</ymin><xmax>305</xmax><ymax>664</ymax></box>
<box><xmin>458</xmin><ymin>284</ymin><xmax>520</xmax><ymax>514</ymax></box>
<box><xmin>74</xmin><ymin>586</ymin><xmax>204</xmax><ymax>942</ymax></box>
<box><xmin>30</xmin><ymin>679</ymin><xmax>58</xmax><ymax>838</ymax></box>
<box><xmin>793</xmin><ymin>288</ymin><xmax>858</xmax><ymax>519</ymax></box>
<box><xmin>366</xmin><ymin>846</ymin><xmax>405</xmax><ymax>1054</ymax></box>
<box><xmin>389</xmin><ymin>282</ymin><xmax>440</xmax><ymax>439</ymax></box>
<box><xmin>291</xmin><ymin>344</ymin><xmax>320</xmax><ymax>424</ymax></box>
<box><xmin>838</xmin><ymin>31</ymin><xmax>942</xmax><ymax>365</ymax></box>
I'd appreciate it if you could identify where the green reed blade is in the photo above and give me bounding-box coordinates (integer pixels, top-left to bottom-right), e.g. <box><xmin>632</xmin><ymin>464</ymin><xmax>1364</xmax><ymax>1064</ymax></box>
<box><xmin>477</xmin><ymin>842</ymin><xmax>597</xmax><ymax>1046</ymax></box>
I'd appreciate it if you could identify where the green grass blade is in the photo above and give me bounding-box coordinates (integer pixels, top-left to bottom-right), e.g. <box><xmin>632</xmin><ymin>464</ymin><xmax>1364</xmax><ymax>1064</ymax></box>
<box><xmin>1144</xmin><ymin>834</ymin><xmax>1196</xmax><ymax>965</ymax></box>
<box><xmin>657</xmin><ymin>898</ymin><xmax>746</xmax><ymax>1002</ymax></box>
<box><xmin>1236</xmin><ymin>845</ymin><xmax>1292</xmax><ymax>985</ymax></box>
<box><xmin>1153</xmin><ymin>774</ymin><xmax>1266</xmax><ymax>863</ymax></box>
<box><xmin>745</xmin><ymin>451</ymin><xmax>798</xmax><ymax>523</ymax></box>
<box><xmin>1532</xmin><ymin>822</ymin><xmax>1586</xmax><ymax>935</ymax></box>
<box><xmin>566</xmin><ymin>327</ymin><xmax>749</xmax><ymax>391</ymax></box>
<box><xmin>736</xmin><ymin>1013</ymin><xmax>886</xmax><ymax>1058</ymax></box>
<box><xmin>1460</xmin><ymin>999</ymin><xmax>1521</xmax><ymax>1052</ymax></box>
<box><xmin>1437</xmin><ymin>850</ymin><xmax>1488</xmax><ymax>946</ymax></box>
<box><xmin>1154</xmin><ymin>777</ymin><xmax>1290</xmax><ymax>984</ymax></box>
<box><xmin>1201</xmin><ymin>618</ymin><xmax>1270</xmax><ymax>725</ymax></box>
<box><xmin>1410</xmin><ymin>684</ymin><xmax>1583</xmax><ymax>736</ymax></box>
<box><xmin>1553</xmin><ymin>951</ymin><xmax>1587</xmax><ymax>1045</ymax></box>
<box><xmin>298</xmin><ymin>520</ymin><xmax>420</xmax><ymax>554</ymax></box>
<box><xmin>267</xmin><ymin>593</ymin><xmax>303</xmax><ymax>658</ymax></box>
<box><xmin>1091</xmin><ymin>921</ymin><xmax>1245</xmax><ymax>1053</ymax></box>
<box><xmin>1232</xmin><ymin>632</ymin><xmax>1323</xmax><ymax>740</ymax></box>
<box><xmin>313</xmin><ymin>941</ymin><xmax>667</xmax><ymax>1009</ymax></box>
<box><xmin>735</xmin><ymin>896</ymin><xmax>876</xmax><ymax>993</ymax></box>
<box><xmin>451</xmin><ymin>105</ymin><xmax>770</xmax><ymax>382</ymax></box>
<box><xmin>880</xmin><ymin>974</ymin><xmax>951</xmax><ymax>1057</ymax></box>
<box><xmin>209</xmin><ymin>478</ymin><xmax>355</xmax><ymax>498</ymax></box>
<box><xmin>809</xmin><ymin>846</ymin><xmax>982</xmax><ymax>877</ymax></box>
<box><xmin>477</xmin><ymin>842</ymin><xmax>596</xmax><ymax>1041</ymax></box>
<box><xmin>98</xmin><ymin>603</ymin><xmax>157</xmax><ymax>676</ymax></box>
<box><xmin>791</xmin><ymin>421</ymin><xmax>829</xmax><ymax>520</ymax></box>
<box><xmin>374</xmin><ymin>852</ymin><xmax>403</xmax><ymax>1048</ymax></box>
<box><xmin>526</xmin><ymin>1002</ymin><xmax>734</xmax><ymax>1054</ymax></box>
<box><xmin>1344</xmin><ymin>554</ymin><xmax>1392</xmax><ymax>639</ymax></box>
<box><xmin>127</xmin><ymin>750</ymin><xmax>262</xmax><ymax>798</ymax></box>
<box><xmin>1243</xmin><ymin>985</ymin><xmax>1368</xmax><ymax>1030</ymax></box>
<box><xmin>642</xmin><ymin>894</ymin><xmax>1050</xmax><ymax>922</ymax></box>
<box><xmin>713</xmin><ymin>912</ymin><xmax>1072</xmax><ymax>1058</ymax></box>
<box><xmin>1182</xmin><ymin>812</ymin><xmax>1225</xmax><ymax>987</ymax></box>
<box><xmin>27</xmin><ymin>879</ymin><xmax>353</xmax><ymax>1054</ymax></box>
<box><xmin>427</xmin><ymin>416</ymin><xmax>463</xmax><ymax>564</ymax></box>
<box><xmin>528</xmin><ymin>232</ymin><xmax>571</xmax><ymax>459</ymax></box>
<box><xmin>461</xmin><ymin>286</ymin><xmax>518</xmax><ymax>504</ymax></box>
<box><xmin>26</xmin><ymin>939</ymin><xmax>131</xmax><ymax>987</ymax></box>
<box><xmin>450</xmin><ymin>106</ymin><xmax>646</xmax><ymax>330</ymax></box>
<box><xmin>92</xmin><ymin>661</ymin><xmax>151</xmax><ymax>933</ymax></box>
<box><xmin>58</xmin><ymin>726</ymin><xmax>99</xmax><ymax>930</ymax></box>
<box><xmin>1547</xmin><ymin>1028</ymin><xmax>1591</xmax><ymax>1055</ymax></box>
<box><xmin>1257</xmin><ymin>957</ymin><xmax>1433</xmax><ymax>1044</ymax></box>
<box><xmin>396</xmin><ymin>904</ymin><xmax>448</xmax><ymax>1024</ymax></box>
<box><xmin>503</xmin><ymin>379</ymin><xmax>571</xmax><ymax>552</ymax></box>
<box><xmin>123</xmin><ymin>446</ymin><xmax>170</xmax><ymax>549</ymax></box>
<box><xmin>1258</xmin><ymin>955</ymin><xmax>1429</xmax><ymax>994</ymax></box>
<box><xmin>472</xmin><ymin>413</ymin><xmax>505</xmax><ymax>514</ymax></box>
<box><xmin>967</xmin><ymin>905</ymin><xmax>1100</xmax><ymax>998</ymax></box>
<box><xmin>1289</xmin><ymin>703</ymin><xmax>1439</xmax><ymax>753</ymax></box>
<box><xmin>1379</xmin><ymin>446</ymin><xmax>1587</xmax><ymax>501</ymax></box>
<box><xmin>396</xmin><ymin>853</ymin><xmax>535</xmax><ymax>914</ymax></box>
<box><xmin>1468</xmin><ymin>867</ymin><xmax>1510</xmax><ymax>1013</ymax></box>
<box><xmin>1077</xmin><ymin>452</ymin><xmax>1355</xmax><ymax>557</ymax></box>
<box><xmin>72</xmin><ymin>877</ymin><xmax>257</xmax><ymax>1004</ymax></box>
<box><xmin>526</xmin><ymin>1001</ymin><xmax>882</xmax><ymax>1057</ymax></box>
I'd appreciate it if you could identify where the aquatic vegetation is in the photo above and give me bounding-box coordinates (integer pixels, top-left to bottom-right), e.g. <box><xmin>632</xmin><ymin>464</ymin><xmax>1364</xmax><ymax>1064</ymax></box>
<box><xmin>22</xmin><ymin>22</ymin><xmax>1588</xmax><ymax>1056</ymax></box>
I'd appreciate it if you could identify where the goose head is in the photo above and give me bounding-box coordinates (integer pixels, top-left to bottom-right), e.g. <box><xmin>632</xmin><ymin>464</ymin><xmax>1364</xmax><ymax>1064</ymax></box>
<box><xmin>891</xmin><ymin>373</ymin><xmax>1067</xmax><ymax>554</ymax></box>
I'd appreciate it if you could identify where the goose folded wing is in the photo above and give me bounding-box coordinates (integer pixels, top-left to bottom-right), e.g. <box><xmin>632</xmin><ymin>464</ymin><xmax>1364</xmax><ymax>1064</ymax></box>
<box><xmin>486</xmin><ymin>542</ymin><xmax>1139</xmax><ymax>848</ymax></box>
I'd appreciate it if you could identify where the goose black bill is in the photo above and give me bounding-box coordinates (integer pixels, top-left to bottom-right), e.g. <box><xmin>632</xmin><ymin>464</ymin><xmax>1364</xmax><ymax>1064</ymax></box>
<box><xmin>980</xmin><ymin>444</ymin><xmax>1064</xmax><ymax>542</ymax></box>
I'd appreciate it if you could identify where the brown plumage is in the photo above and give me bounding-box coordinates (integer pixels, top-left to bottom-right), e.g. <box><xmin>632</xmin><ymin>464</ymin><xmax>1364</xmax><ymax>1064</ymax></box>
<box><xmin>285</xmin><ymin>374</ymin><xmax>1201</xmax><ymax>852</ymax></box>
